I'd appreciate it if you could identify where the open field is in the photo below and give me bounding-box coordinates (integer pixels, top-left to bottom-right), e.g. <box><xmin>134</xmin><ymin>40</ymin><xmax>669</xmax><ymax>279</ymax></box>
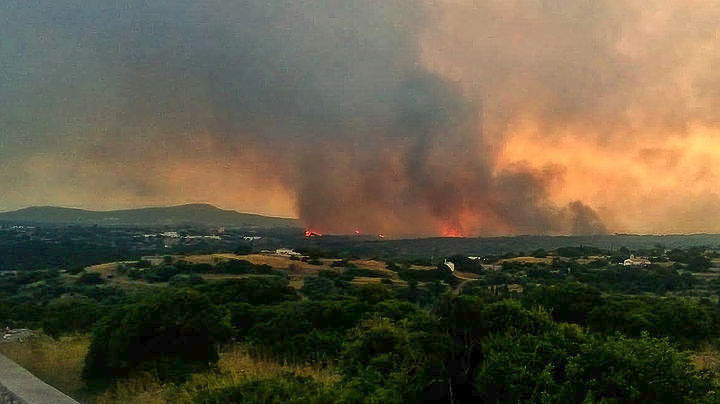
<box><xmin>498</xmin><ymin>256</ymin><xmax>554</xmax><ymax>265</ymax></box>
<box><xmin>85</xmin><ymin>253</ymin><xmax>415</xmax><ymax>288</ymax></box>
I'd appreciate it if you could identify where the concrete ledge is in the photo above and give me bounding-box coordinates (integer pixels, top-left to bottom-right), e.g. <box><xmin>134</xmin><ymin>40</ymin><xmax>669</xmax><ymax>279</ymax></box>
<box><xmin>0</xmin><ymin>354</ymin><xmax>78</xmax><ymax>404</ymax></box>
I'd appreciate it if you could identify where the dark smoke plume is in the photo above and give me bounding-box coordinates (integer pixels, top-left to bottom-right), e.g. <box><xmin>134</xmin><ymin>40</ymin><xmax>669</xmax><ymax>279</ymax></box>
<box><xmin>0</xmin><ymin>0</ymin><xmax>606</xmax><ymax>235</ymax></box>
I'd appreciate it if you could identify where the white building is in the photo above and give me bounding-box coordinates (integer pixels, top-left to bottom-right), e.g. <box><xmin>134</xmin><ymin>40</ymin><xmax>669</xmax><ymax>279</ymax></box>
<box><xmin>623</xmin><ymin>255</ymin><xmax>651</xmax><ymax>267</ymax></box>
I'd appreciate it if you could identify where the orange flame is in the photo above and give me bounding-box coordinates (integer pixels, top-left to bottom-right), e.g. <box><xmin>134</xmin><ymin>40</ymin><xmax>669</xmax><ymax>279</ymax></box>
<box><xmin>304</xmin><ymin>230</ymin><xmax>323</xmax><ymax>237</ymax></box>
<box><xmin>441</xmin><ymin>225</ymin><xmax>464</xmax><ymax>238</ymax></box>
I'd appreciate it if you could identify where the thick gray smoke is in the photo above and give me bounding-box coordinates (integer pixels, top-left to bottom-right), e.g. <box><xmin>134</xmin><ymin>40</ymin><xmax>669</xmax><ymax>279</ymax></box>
<box><xmin>0</xmin><ymin>0</ymin><xmax>605</xmax><ymax>235</ymax></box>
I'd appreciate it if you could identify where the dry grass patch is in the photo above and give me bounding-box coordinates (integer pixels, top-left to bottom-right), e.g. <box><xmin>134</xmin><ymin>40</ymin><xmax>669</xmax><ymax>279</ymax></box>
<box><xmin>218</xmin><ymin>346</ymin><xmax>339</xmax><ymax>383</ymax></box>
<box><xmin>499</xmin><ymin>256</ymin><xmax>553</xmax><ymax>264</ymax></box>
<box><xmin>349</xmin><ymin>260</ymin><xmax>387</xmax><ymax>271</ymax></box>
<box><xmin>351</xmin><ymin>277</ymin><xmax>386</xmax><ymax>285</ymax></box>
<box><xmin>454</xmin><ymin>271</ymin><xmax>480</xmax><ymax>280</ymax></box>
<box><xmin>85</xmin><ymin>261</ymin><xmax>135</xmax><ymax>277</ymax></box>
<box><xmin>0</xmin><ymin>336</ymin><xmax>337</xmax><ymax>404</ymax></box>
<box><xmin>0</xmin><ymin>334</ymin><xmax>89</xmax><ymax>401</ymax></box>
<box><xmin>96</xmin><ymin>345</ymin><xmax>338</xmax><ymax>404</ymax></box>
<box><xmin>94</xmin><ymin>374</ymin><xmax>166</xmax><ymax>404</ymax></box>
<box><xmin>243</xmin><ymin>254</ymin><xmax>327</xmax><ymax>271</ymax></box>
<box><xmin>85</xmin><ymin>261</ymin><xmax>165</xmax><ymax>288</ymax></box>
<box><xmin>693</xmin><ymin>346</ymin><xmax>720</xmax><ymax>371</ymax></box>
<box><xmin>182</xmin><ymin>253</ymin><xmax>244</xmax><ymax>265</ymax></box>
<box><xmin>184</xmin><ymin>253</ymin><xmax>329</xmax><ymax>272</ymax></box>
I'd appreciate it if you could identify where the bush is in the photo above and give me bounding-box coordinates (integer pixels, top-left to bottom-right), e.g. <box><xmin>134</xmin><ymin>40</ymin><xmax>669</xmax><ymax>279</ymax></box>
<box><xmin>301</xmin><ymin>276</ymin><xmax>339</xmax><ymax>300</ymax></box>
<box><xmin>42</xmin><ymin>296</ymin><xmax>102</xmax><ymax>338</ymax></box>
<box><xmin>474</xmin><ymin>324</ymin><xmax>586</xmax><ymax>403</ymax></box>
<box><xmin>522</xmin><ymin>283</ymin><xmax>603</xmax><ymax>325</ymax></box>
<box><xmin>398</xmin><ymin>266</ymin><xmax>458</xmax><ymax>286</ymax></box>
<box><xmin>473</xmin><ymin>328</ymin><xmax>718</xmax><ymax>403</ymax></box>
<box><xmin>228</xmin><ymin>299</ymin><xmax>374</xmax><ymax>362</ymax></box>
<box><xmin>686</xmin><ymin>255</ymin><xmax>712</xmax><ymax>272</ymax></box>
<box><xmin>562</xmin><ymin>333</ymin><xmax>717</xmax><ymax>403</ymax></box>
<box><xmin>169</xmin><ymin>273</ymin><xmax>206</xmax><ymax>288</ymax></box>
<box><xmin>197</xmin><ymin>277</ymin><xmax>299</xmax><ymax>305</ymax></box>
<box><xmin>76</xmin><ymin>271</ymin><xmax>104</xmax><ymax>285</ymax></box>
<box><xmin>193</xmin><ymin>373</ymin><xmax>335</xmax><ymax>404</ymax></box>
<box><xmin>83</xmin><ymin>289</ymin><xmax>231</xmax><ymax>382</ymax></box>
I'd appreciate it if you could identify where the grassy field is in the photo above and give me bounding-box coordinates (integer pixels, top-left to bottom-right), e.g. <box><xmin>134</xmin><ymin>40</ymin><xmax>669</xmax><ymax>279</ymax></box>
<box><xmin>0</xmin><ymin>335</ymin><xmax>338</xmax><ymax>404</ymax></box>
<box><xmin>85</xmin><ymin>253</ymin><xmax>412</xmax><ymax>289</ymax></box>
<box><xmin>0</xmin><ymin>335</ymin><xmax>90</xmax><ymax>401</ymax></box>
<box><xmin>498</xmin><ymin>256</ymin><xmax>554</xmax><ymax>264</ymax></box>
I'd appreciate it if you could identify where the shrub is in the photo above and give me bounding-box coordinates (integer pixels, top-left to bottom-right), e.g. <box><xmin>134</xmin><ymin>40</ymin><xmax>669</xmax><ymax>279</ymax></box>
<box><xmin>474</xmin><ymin>324</ymin><xmax>586</xmax><ymax>403</ymax></box>
<box><xmin>76</xmin><ymin>271</ymin><xmax>104</xmax><ymax>285</ymax></box>
<box><xmin>522</xmin><ymin>283</ymin><xmax>603</xmax><ymax>325</ymax></box>
<box><xmin>169</xmin><ymin>273</ymin><xmax>206</xmax><ymax>288</ymax></box>
<box><xmin>83</xmin><ymin>289</ymin><xmax>231</xmax><ymax>382</ymax></box>
<box><xmin>194</xmin><ymin>373</ymin><xmax>335</xmax><ymax>404</ymax></box>
<box><xmin>197</xmin><ymin>277</ymin><xmax>299</xmax><ymax>305</ymax></box>
<box><xmin>42</xmin><ymin>296</ymin><xmax>102</xmax><ymax>338</ymax></box>
<box><xmin>562</xmin><ymin>333</ymin><xmax>717</xmax><ymax>403</ymax></box>
<box><xmin>301</xmin><ymin>276</ymin><xmax>339</xmax><ymax>300</ymax></box>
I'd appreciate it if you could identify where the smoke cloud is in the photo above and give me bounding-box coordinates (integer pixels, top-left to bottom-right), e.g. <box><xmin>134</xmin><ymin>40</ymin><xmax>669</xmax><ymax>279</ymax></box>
<box><xmin>2</xmin><ymin>0</ymin><xmax>720</xmax><ymax>235</ymax></box>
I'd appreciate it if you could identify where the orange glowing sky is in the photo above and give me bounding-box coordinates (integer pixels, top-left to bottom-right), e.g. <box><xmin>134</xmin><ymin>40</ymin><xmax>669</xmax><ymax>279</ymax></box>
<box><xmin>415</xmin><ymin>0</ymin><xmax>720</xmax><ymax>235</ymax></box>
<box><xmin>3</xmin><ymin>0</ymin><xmax>720</xmax><ymax>236</ymax></box>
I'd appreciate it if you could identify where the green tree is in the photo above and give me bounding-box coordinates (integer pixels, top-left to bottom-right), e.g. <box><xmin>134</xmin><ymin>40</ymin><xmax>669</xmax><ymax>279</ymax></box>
<box><xmin>42</xmin><ymin>296</ymin><xmax>101</xmax><ymax>338</ymax></box>
<box><xmin>76</xmin><ymin>271</ymin><xmax>104</xmax><ymax>285</ymax></box>
<box><xmin>563</xmin><ymin>333</ymin><xmax>717</xmax><ymax>403</ymax></box>
<box><xmin>83</xmin><ymin>289</ymin><xmax>231</xmax><ymax>382</ymax></box>
<box><xmin>523</xmin><ymin>283</ymin><xmax>603</xmax><ymax>325</ymax></box>
<box><xmin>474</xmin><ymin>323</ymin><xmax>586</xmax><ymax>403</ymax></box>
<box><xmin>300</xmin><ymin>276</ymin><xmax>339</xmax><ymax>300</ymax></box>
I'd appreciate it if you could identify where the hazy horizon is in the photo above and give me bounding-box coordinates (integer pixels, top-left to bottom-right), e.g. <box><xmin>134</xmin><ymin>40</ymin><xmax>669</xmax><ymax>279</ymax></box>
<box><xmin>7</xmin><ymin>202</ymin><xmax>720</xmax><ymax>239</ymax></box>
<box><xmin>0</xmin><ymin>202</ymin><xmax>301</xmax><ymax>220</ymax></box>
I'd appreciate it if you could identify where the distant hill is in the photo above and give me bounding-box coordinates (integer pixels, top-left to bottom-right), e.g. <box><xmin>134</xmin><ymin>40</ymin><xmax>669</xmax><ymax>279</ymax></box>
<box><xmin>0</xmin><ymin>204</ymin><xmax>301</xmax><ymax>228</ymax></box>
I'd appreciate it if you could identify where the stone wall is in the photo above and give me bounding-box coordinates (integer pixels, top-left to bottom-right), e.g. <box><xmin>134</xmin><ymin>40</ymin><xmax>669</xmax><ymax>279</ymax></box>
<box><xmin>0</xmin><ymin>355</ymin><xmax>78</xmax><ymax>404</ymax></box>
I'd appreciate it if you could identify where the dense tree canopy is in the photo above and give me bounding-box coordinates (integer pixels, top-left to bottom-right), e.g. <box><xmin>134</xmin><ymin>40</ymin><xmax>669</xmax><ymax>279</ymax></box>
<box><xmin>83</xmin><ymin>289</ymin><xmax>231</xmax><ymax>381</ymax></box>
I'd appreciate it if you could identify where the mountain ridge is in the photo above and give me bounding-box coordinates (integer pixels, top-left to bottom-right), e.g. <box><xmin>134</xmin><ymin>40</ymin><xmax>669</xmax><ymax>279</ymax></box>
<box><xmin>0</xmin><ymin>204</ymin><xmax>300</xmax><ymax>228</ymax></box>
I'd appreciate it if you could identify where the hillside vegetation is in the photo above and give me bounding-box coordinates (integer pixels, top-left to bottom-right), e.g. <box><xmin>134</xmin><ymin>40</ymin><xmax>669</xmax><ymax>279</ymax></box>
<box><xmin>3</xmin><ymin>231</ymin><xmax>720</xmax><ymax>403</ymax></box>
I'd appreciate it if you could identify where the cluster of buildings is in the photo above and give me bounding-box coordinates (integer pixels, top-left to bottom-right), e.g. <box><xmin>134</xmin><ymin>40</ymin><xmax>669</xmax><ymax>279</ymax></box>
<box><xmin>622</xmin><ymin>255</ymin><xmax>652</xmax><ymax>267</ymax></box>
<box><xmin>139</xmin><ymin>231</ymin><xmax>221</xmax><ymax>240</ymax></box>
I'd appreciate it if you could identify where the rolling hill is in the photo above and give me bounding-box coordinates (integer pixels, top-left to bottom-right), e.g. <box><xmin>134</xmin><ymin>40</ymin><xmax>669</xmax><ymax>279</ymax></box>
<box><xmin>0</xmin><ymin>204</ymin><xmax>301</xmax><ymax>228</ymax></box>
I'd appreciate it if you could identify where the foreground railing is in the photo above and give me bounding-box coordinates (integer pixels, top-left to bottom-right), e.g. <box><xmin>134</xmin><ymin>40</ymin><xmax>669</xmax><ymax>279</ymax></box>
<box><xmin>0</xmin><ymin>354</ymin><xmax>78</xmax><ymax>404</ymax></box>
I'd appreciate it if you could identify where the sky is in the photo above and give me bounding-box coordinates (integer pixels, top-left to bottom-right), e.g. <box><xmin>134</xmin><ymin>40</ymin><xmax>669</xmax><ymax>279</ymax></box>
<box><xmin>1</xmin><ymin>0</ymin><xmax>720</xmax><ymax>236</ymax></box>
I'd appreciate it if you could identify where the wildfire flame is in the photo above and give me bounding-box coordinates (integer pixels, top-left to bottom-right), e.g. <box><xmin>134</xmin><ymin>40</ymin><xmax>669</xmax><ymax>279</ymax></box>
<box><xmin>304</xmin><ymin>230</ymin><xmax>323</xmax><ymax>237</ymax></box>
<box><xmin>441</xmin><ymin>225</ymin><xmax>464</xmax><ymax>238</ymax></box>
